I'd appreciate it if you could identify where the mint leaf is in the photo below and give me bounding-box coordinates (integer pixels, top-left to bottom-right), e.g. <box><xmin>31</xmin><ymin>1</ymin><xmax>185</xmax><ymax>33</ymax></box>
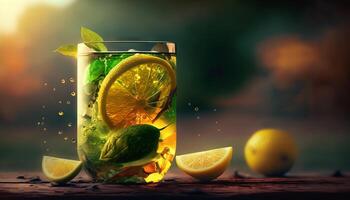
<box><xmin>100</xmin><ymin>124</ymin><xmax>160</xmax><ymax>163</ymax></box>
<box><xmin>104</xmin><ymin>54</ymin><xmax>131</xmax><ymax>74</ymax></box>
<box><xmin>87</xmin><ymin>59</ymin><xmax>105</xmax><ymax>83</ymax></box>
<box><xmin>81</xmin><ymin>26</ymin><xmax>107</xmax><ymax>51</ymax></box>
<box><xmin>54</xmin><ymin>44</ymin><xmax>77</xmax><ymax>57</ymax></box>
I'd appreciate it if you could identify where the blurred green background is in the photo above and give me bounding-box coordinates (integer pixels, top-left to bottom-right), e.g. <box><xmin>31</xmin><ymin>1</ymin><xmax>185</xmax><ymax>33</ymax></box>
<box><xmin>1</xmin><ymin>0</ymin><xmax>350</xmax><ymax>174</ymax></box>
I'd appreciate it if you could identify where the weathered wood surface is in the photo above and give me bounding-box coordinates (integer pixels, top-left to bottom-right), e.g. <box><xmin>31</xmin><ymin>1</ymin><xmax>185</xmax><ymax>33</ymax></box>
<box><xmin>1</xmin><ymin>172</ymin><xmax>350</xmax><ymax>200</ymax></box>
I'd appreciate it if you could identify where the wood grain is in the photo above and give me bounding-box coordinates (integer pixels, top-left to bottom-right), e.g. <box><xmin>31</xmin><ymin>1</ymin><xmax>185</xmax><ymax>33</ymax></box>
<box><xmin>1</xmin><ymin>172</ymin><xmax>350</xmax><ymax>200</ymax></box>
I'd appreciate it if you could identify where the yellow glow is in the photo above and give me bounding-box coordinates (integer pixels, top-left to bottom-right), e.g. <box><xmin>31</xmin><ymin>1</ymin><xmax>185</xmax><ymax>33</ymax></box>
<box><xmin>0</xmin><ymin>0</ymin><xmax>75</xmax><ymax>34</ymax></box>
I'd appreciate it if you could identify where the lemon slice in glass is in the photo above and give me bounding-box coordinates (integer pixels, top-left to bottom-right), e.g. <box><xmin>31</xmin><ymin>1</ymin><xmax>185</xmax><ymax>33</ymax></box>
<box><xmin>176</xmin><ymin>147</ymin><xmax>233</xmax><ymax>181</ymax></box>
<box><xmin>98</xmin><ymin>54</ymin><xmax>176</xmax><ymax>128</ymax></box>
<box><xmin>42</xmin><ymin>156</ymin><xmax>82</xmax><ymax>184</ymax></box>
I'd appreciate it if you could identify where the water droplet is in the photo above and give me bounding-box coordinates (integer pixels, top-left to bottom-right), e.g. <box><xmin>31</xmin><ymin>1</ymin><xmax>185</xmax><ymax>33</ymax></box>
<box><xmin>198</xmin><ymin>134</ymin><xmax>201</xmax><ymax>137</ymax></box>
<box><xmin>60</xmin><ymin>79</ymin><xmax>66</xmax><ymax>84</ymax></box>
<box><xmin>58</xmin><ymin>111</ymin><xmax>64</xmax><ymax>116</ymax></box>
<box><xmin>188</xmin><ymin>102</ymin><xmax>192</xmax><ymax>106</ymax></box>
<box><xmin>213</xmin><ymin>108</ymin><xmax>217</xmax><ymax>112</ymax></box>
<box><xmin>40</xmin><ymin>122</ymin><xmax>44</xmax><ymax>126</ymax></box>
<box><xmin>58</xmin><ymin>100</ymin><xmax>62</xmax><ymax>104</ymax></box>
<box><xmin>215</xmin><ymin>121</ymin><xmax>219</xmax><ymax>124</ymax></box>
<box><xmin>43</xmin><ymin>82</ymin><xmax>48</xmax><ymax>86</ymax></box>
<box><xmin>37</xmin><ymin>121</ymin><xmax>41</xmax><ymax>126</ymax></box>
<box><xmin>58</xmin><ymin>131</ymin><xmax>63</xmax><ymax>135</ymax></box>
<box><xmin>43</xmin><ymin>127</ymin><xmax>47</xmax><ymax>131</ymax></box>
<box><xmin>194</xmin><ymin>107</ymin><xmax>199</xmax><ymax>112</ymax></box>
<box><xmin>71</xmin><ymin>138</ymin><xmax>76</xmax><ymax>143</ymax></box>
<box><xmin>53</xmin><ymin>87</ymin><xmax>56</xmax><ymax>91</ymax></box>
<box><xmin>41</xmin><ymin>116</ymin><xmax>45</xmax><ymax>120</ymax></box>
<box><xmin>46</xmin><ymin>148</ymin><xmax>50</xmax><ymax>152</ymax></box>
<box><xmin>217</xmin><ymin>128</ymin><xmax>221</xmax><ymax>132</ymax></box>
<box><xmin>69</xmin><ymin>77</ymin><xmax>75</xmax><ymax>83</ymax></box>
<box><xmin>43</xmin><ymin>140</ymin><xmax>47</xmax><ymax>144</ymax></box>
<box><xmin>70</xmin><ymin>91</ymin><xmax>76</xmax><ymax>96</ymax></box>
<box><xmin>67</xmin><ymin>122</ymin><xmax>72</xmax><ymax>127</ymax></box>
<box><xmin>42</xmin><ymin>105</ymin><xmax>46</xmax><ymax>109</ymax></box>
<box><xmin>63</xmin><ymin>137</ymin><xmax>68</xmax><ymax>141</ymax></box>
<box><xmin>66</xmin><ymin>101</ymin><xmax>71</xmax><ymax>105</ymax></box>
<box><xmin>196</xmin><ymin>116</ymin><xmax>200</xmax><ymax>120</ymax></box>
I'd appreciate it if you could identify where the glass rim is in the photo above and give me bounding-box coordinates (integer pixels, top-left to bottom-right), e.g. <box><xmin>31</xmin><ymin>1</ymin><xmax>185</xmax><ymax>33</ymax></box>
<box><xmin>78</xmin><ymin>41</ymin><xmax>176</xmax><ymax>55</ymax></box>
<box><xmin>80</xmin><ymin>40</ymin><xmax>175</xmax><ymax>44</ymax></box>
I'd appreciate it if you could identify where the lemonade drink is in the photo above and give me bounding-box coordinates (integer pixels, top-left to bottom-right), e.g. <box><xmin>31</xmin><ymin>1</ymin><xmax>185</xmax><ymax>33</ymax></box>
<box><xmin>77</xmin><ymin>42</ymin><xmax>176</xmax><ymax>183</ymax></box>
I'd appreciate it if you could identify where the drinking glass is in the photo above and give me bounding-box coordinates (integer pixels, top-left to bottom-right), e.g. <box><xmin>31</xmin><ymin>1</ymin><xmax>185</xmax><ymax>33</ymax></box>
<box><xmin>77</xmin><ymin>41</ymin><xmax>176</xmax><ymax>183</ymax></box>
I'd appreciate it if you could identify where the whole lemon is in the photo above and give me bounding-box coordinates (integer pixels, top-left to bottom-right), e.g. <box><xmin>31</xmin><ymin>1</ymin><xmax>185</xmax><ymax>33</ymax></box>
<box><xmin>244</xmin><ymin>129</ymin><xmax>297</xmax><ymax>176</ymax></box>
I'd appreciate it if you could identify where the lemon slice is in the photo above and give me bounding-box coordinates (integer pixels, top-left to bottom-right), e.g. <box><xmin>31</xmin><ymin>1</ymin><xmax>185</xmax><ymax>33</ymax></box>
<box><xmin>176</xmin><ymin>147</ymin><xmax>233</xmax><ymax>181</ymax></box>
<box><xmin>98</xmin><ymin>54</ymin><xmax>176</xmax><ymax>128</ymax></box>
<box><xmin>42</xmin><ymin>156</ymin><xmax>82</xmax><ymax>184</ymax></box>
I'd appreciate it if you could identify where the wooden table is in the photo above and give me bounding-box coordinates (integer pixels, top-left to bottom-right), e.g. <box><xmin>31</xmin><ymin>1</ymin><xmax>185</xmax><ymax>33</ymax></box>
<box><xmin>1</xmin><ymin>172</ymin><xmax>350</xmax><ymax>200</ymax></box>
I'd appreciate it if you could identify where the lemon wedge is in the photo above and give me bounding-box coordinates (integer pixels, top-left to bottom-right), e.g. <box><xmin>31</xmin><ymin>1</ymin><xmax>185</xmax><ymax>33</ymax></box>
<box><xmin>42</xmin><ymin>156</ymin><xmax>82</xmax><ymax>184</ymax></box>
<box><xmin>176</xmin><ymin>147</ymin><xmax>233</xmax><ymax>181</ymax></box>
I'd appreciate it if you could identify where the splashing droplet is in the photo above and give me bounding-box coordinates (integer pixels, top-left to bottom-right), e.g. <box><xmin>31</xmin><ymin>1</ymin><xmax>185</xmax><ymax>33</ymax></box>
<box><xmin>69</xmin><ymin>77</ymin><xmax>75</xmax><ymax>83</ymax></box>
<box><xmin>66</xmin><ymin>101</ymin><xmax>71</xmax><ymax>105</ymax></box>
<box><xmin>194</xmin><ymin>107</ymin><xmax>199</xmax><ymax>112</ymax></box>
<box><xmin>58</xmin><ymin>111</ymin><xmax>64</xmax><ymax>116</ymax></box>
<box><xmin>58</xmin><ymin>131</ymin><xmax>63</xmax><ymax>135</ymax></box>
<box><xmin>64</xmin><ymin>137</ymin><xmax>68</xmax><ymax>141</ymax></box>
<box><xmin>71</xmin><ymin>91</ymin><xmax>76</xmax><ymax>96</ymax></box>
<box><xmin>60</xmin><ymin>79</ymin><xmax>66</xmax><ymax>84</ymax></box>
<box><xmin>67</xmin><ymin>122</ymin><xmax>72</xmax><ymax>127</ymax></box>
<box><xmin>71</xmin><ymin>138</ymin><xmax>76</xmax><ymax>143</ymax></box>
